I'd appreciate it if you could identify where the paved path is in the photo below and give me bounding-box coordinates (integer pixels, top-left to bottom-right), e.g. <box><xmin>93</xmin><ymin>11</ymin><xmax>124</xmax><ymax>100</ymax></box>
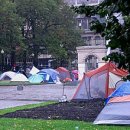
<box><xmin>0</xmin><ymin>83</ymin><xmax>78</xmax><ymax>109</ymax></box>
<box><xmin>0</xmin><ymin>100</ymin><xmax>41</xmax><ymax>109</ymax></box>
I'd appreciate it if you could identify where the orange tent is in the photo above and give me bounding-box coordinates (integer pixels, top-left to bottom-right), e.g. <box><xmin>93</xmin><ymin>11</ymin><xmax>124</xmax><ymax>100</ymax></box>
<box><xmin>56</xmin><ymin>67</ymin><xmax>70</xmax><ymax>81</ymax></box>
<box><xmin>72</xmin><ymin>62</ymin><xmax>128</xmax><ymax>100</ymax></box>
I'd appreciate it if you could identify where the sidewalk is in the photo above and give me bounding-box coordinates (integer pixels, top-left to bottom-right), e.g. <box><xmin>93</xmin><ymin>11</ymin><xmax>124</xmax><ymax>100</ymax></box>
<box><xmin>0</xmin><ymin>100</ymin><xmax>41</xmax><ymax>109</ymax></box>
<box><xmin>0</xmin><ymin>83</ymin><xmax>78</xmax><ymax>109</ymax></box>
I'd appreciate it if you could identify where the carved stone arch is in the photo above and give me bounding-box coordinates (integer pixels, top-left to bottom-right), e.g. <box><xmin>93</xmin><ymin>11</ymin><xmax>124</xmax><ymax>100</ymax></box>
<box><xmin>94</xmin><ymin>35</ymin><xmax>101</xmax><ymax>39</ymax></box>
<box><xmin>85</xmin><ymin>54</ymin><xmax>99</xmax><ymax>72</ymax></box>
<box><xmin>84</xmin><ymin>53</ymin><xmax>100</xmax><ymax>61</ymax></box>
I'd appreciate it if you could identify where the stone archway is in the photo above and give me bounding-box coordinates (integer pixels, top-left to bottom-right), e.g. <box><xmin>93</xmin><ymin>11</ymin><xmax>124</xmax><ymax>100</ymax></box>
<box><xmin>85</xmin><ymin>55</ymin><xmax>98</xmax><ymax>72</ymax></box>
<box><xmin>76</xmin><ymin>46</ymin><xmax>106</xmax><ymax>80</ymax></box>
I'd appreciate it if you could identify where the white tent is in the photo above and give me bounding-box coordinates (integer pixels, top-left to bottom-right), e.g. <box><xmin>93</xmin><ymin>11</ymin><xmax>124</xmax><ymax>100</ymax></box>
<box><xmin>29</xmin><ymin>66</ymin><xmax>39</xmax><ymax>75</ymax></box>
<box><xmin>11</xmin><ymin>73</ymin><xmax>29</xmax><ymax>82</ymax></box>
<box><xmin>0</xmin><ymin>71</ymin><xmax>16</xmax><ymax>80</ymax></box>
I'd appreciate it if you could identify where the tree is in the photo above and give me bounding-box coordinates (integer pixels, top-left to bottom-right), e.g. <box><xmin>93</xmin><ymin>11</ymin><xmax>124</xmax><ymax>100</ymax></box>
<box><xmin>15</xmin><ymin>0</ymin><xmax>83</xmax><ymax>68</ymax></box>
<box><xmin>73</xmin><ymin>0</ymin><xmax>130</xmax><ymax>73</ymax></box>
<box><xmin>45</xmin><ymin>2</ymin><xmax>83</xmax><ymax>69</ymax></box>
<box><xmin>15</xmin><ymin>0</ymin><xmax>61</xmax><ymax>66</ymax></box>
<box><xmin>0</xmin><ymin>0</ymin><xmax>23</xmax><ymax>67</ymax></box>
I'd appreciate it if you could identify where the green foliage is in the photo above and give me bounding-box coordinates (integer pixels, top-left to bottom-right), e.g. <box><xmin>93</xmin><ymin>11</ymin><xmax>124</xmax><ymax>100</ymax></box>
<box><xmin>0</xmin><ymin>0</ymin><xmax>23</xmax><ymax>54</ymax></box>
<box><xmin>0</xmin><ymin>0</ymin><xmax>82</xmax><ymax>67</ymax></box>
<box><xmin>73</xmin><ymin>0</ymin><xmax>130</xmax><ymax>73</ymax></box>
<box><xmin>14</xmin><ymin>0</ymin><xmax>82</xmax><ymax>66</ymax></box>
<box><xmin>47</xmin><ymin>3</ymin><xmax>83</xmax><ymax>65</ymax></box>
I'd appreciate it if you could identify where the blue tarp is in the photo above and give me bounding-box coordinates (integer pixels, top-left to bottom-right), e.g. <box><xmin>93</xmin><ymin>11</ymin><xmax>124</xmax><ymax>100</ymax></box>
<box><xmin>106</xmin><ymin>81</ymin><xmax>130</xmax><ymax>103</ymax></box>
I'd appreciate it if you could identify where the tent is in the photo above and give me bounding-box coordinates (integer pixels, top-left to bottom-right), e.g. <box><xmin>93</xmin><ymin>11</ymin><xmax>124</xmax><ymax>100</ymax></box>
<box><xmin>72</xmin><ymin>69</ymin><xmax>78</xmax><ymax>80</ymax></box>
<box><xmin>11</xmin><ymin>73</ymin><xmax>29</xmax><ymax>82</ymax></box>
<box><xmin>72</xmin><ymin>62</ymin><xmax>128</xmax><ymax>100</ymax></box>
<box><xmin>94</xmin><ymin>81</ymin><xmax>130</xmax><ymax>125</ymax></box>
<box><xmin>38</xmin><ymin>68</ymin><xmax>60</xmax><ymax>83</ymax></box>
<box><xmin>38</xmin><ymin>71</ymin><xmax>49</xmax><ymax>81</ymax></box>
<box><xmin>29</xmin><ymin>66</ymin><xmax>39</xmax><ymax>75</ymax></box>
<box><xmin>56</xmin><ymin>67</ymin><xmax>70</xmax><ymax>81</ymax></box>
<box><xmin>0</xmin><ymin>71</ymin><xmax>16</xmax><ymax>80</ymax></box>
<box><xmin>28</xmin><ymin>74</ymin><xmax>43</xmax><ymax>83</ymax></box>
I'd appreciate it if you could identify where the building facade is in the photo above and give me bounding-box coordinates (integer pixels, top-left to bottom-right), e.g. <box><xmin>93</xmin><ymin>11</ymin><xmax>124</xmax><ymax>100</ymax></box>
<box><xmin>65</xmin><ymin>0</ymin><xmax>107</xmax><ymax>80</ymax></box>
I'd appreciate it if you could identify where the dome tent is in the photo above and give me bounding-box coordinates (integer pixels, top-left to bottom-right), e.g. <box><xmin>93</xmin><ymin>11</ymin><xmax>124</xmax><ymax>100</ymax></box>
<box><xmin>56</xmin><ymin>67</ymin><xmax>70</xmax><ymax>81</ymax></box>
<box><xmin>28</xmin><ymin>74</ymin><xmax>43</xmax><ymax>83</ymax></box>
<box><xmin>38</xmin><ymin>68</ymin><xmax>60</xmax><ymax>84</ymax></box>
<box><xmin>94</xmin><ymin>81</ymin><xmax>130</xmax><ymax>125</ymax></box>
<box><xmin>0</xmin><ymin>71</ymin><xmax>16</xmax><ymax>80</ymax></box>
<box><xmin>72</xmin><ymin>62</ymin><xmax>128</xmax><ymax>100</ymax></box>
<box><xmin>11</xmin><ymin>73</ymin><xmax>29</xmax><ymax>82</ymax></box>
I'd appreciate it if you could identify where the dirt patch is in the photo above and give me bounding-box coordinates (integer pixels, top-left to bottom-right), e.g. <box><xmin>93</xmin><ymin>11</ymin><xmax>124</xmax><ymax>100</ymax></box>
<box><xmin>0</xmin><ymin>99</ymin><xmax>105</xmax><ymax>122</ymax></box>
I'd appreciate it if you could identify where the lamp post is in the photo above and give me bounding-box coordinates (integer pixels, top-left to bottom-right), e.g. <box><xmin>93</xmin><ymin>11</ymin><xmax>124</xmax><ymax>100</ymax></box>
<box><xmin>1</xmin><ymin>49</ymin><xmax>4</xmax><ymax>72</ymax></box>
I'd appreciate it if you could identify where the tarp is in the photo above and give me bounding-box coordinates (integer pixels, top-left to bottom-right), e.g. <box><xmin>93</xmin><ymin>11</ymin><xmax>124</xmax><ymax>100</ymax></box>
<box><xmin>94</xmin><ymin>81</ymin><xmax>130</xmax><ymax>125</ymax></box>
<box><xmin>0</xmin><ymin>71</ymin><xmax>16</xmax><ymax>80</ymax></box>
<box><xmin>11</xmin><ymin>73</ymin><xmax>29</xmax><ymax>82</ymax></box>
<box><xmin>72</xmin><ymin>62</ymin><xmax>128</xmax><ymax>100</ymax></box>
<box><xmin>28</xmin><ymin>74</ymin><xmax>43</xmax><ymax>83</ymax></box>
<box><xmin>29</xmin><ymin>66</ymin><xmax>39</xmax><ymax>75</ymax></box>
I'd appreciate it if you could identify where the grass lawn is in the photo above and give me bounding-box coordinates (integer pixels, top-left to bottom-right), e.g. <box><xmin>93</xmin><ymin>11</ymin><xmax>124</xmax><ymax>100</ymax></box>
<box><xmin>0</xmin><ymin>80</ymin><xmax>44</xmax><ymax>86</ymax></box>
<box><xmin>0</xmin><ymin>101</ymin><xmax>55</xmax><ymax>115</ymax></box>
<box><xmin>1</xmin><ymin>118</ymin><xmax>130</xmax><ymax>130</ymax></box>
<box><xmin>0</xmin><ymin>102</ymin><xmax>130</xmax><ymax>130</ymax></box>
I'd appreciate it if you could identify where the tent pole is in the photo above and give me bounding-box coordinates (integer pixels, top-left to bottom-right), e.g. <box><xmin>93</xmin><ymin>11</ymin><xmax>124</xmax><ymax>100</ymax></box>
<box><xmin>105</xmin><ymin>62</ymin><xmax>110</xmax><ymax>98</ymax></box>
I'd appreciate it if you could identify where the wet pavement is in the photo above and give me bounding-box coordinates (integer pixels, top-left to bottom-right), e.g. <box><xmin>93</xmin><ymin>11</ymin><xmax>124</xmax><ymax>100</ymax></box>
<box><xmin>0</xmin><ymin>83</ymin><xmax>78</xmax><ymax>109</ymax></box>
<box><xmin>0</xmin><ymin>100</ymin><xmax>41</xmax><ymax>109</ymax></box>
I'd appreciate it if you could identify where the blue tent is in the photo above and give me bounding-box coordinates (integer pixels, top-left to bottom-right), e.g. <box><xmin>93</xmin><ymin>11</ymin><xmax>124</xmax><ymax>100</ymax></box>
<box><xmin>28</xmin><ymin>74</ymin><xmax>43</xmax><ymax>83</ymax></box>
<box><xmin>38</xmin><ymin>68</ymin><xmax>59</xmax><ymax>83</ymax></box>
<box><xmin>94</xmin><ymin>81</ymin><xmax>130</xmax><ymax>125</ymax></box>
<box><xmin>37</xmin><ymin>71</ymin><xmax>48</xmax><ymax>80</ymax></box>
<box><xmin>106</xmin><ymin>81</ymin><xmax>130</xmax><ymax>103</ymax></box>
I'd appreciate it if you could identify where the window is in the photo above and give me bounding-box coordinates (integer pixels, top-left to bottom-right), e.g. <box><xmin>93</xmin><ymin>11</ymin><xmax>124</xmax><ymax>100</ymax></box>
<box><xmin>77</xmin><ymin>0</ymin><xmax>87</xmax><ymax>4</ymax></box>
<box><xmin>83</xmin><ymin>36</ymin><xmax>92</xmax><ymax>46</ymax></box>
<box><xmin>77</xmin><ymin>18</ymin><xmax>91</xmax><ymax>30</ymax></box>
<box><xmin>77</xmin><ymin>0</ymin><xmax>98</xmax><ymax>5</ymax></box>
<box><xmin>85</xmin><ymin>55</ymin><xmax>98</xmax><ymax>71</ymax></box>
<box><xmin>95</xmin><ymin>36</ymin><xmax>101</xmax><ymax>45</ymax></box>
<box><xmin>64</xmin><ymin>0</ymin><xmax>75</xmax><ymax>5</ymax></box>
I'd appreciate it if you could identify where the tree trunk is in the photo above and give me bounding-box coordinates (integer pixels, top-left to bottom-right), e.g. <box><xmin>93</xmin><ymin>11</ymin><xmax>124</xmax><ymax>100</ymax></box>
<box><xmin>68</xmin><ymin>57</ymin><xmax>72</xmax><ymax>71</ymax></box>
<box><xmin>33</xmin><ymin>51</ymin><xmax>38</xmax><ymax>67</ymax></box>
<box><xmin>33</xmin><ymin>56</ymin><xmax>38</xmax><ymax>67</ymax></box>
<box><xmin>11</xmin><ymin>47</ymin><xmax>16</xmax><ymax>68</ymax></box>
<box><xmin>31</xmin><ymin>19</ymin><xmax>38</xmax><ymax>67</ymax></box>
<box><xmin>23</xmin><ymin>50</ymin><xmax>27</xmax><ymax>72</ymax></box>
